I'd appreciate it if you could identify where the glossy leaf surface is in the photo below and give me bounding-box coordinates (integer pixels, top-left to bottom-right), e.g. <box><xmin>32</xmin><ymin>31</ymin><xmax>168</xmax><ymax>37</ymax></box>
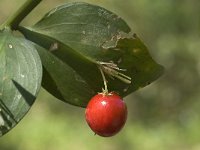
<box><xmin>20</xmin><ymin>2</ymin><xmax>164</xmax><ymax>107</ymax></box>
<box><xmin>0</xmin><ymin>29</ymin><xmax>42</xmax><ymax>136</ymax></box>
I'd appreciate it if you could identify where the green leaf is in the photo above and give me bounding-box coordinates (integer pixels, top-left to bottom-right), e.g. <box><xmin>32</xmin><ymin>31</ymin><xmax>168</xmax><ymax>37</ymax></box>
<box><xmin>35</xmin><ymin>44</ymin><xmax>95</xmax><ymax>107</ymax></box>
<box><xmin>0</xmin><ymin>29</ymin><xmax>42</xmax><ymax>136</ymax></box>
<box><xmin>19</xmin><ymin>2</ymin><xmax>164</xmax><ymax>107</ymax></box>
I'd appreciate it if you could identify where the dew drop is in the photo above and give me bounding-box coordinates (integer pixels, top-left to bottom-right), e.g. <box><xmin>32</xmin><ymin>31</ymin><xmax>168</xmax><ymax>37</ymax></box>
<box><xmin>8</xmin><ymin>44</ymin><xmax>13</xmax><ymax>49</ymax></box>
<box><xmin>21</xmin><ymin>74</ymin><xmax>25</xmax><ymax>78</ymax></box>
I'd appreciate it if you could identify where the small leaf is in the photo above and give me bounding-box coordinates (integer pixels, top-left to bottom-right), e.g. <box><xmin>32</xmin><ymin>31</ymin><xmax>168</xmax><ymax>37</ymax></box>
<box><xmin>0</xmin><ymin>28</ymin><xmax>42</xmax><ymax>136</ymax></box>
<box><xmin>19</xmin><ymin>2</ymin><xmax>164</xmax><ymax>107</ymax></box>
<box><xmin>35</xmin><ymin>44</ymin><xmax>95</xmax><ymax>107</ymax></box>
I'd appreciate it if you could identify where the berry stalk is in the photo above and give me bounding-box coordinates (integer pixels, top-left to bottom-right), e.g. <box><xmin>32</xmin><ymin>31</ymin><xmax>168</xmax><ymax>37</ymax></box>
<box><xmin>98</xmin><ymin>66</ymin><xmax>108</xmax><ymax>94</ymax></box>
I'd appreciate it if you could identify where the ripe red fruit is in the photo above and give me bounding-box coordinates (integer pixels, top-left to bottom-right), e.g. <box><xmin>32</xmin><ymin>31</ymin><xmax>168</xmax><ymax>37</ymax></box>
<box><xmin>85</xmin><ymin>92</ymin><xmax>127</xmax><ymax>137</ymax></box>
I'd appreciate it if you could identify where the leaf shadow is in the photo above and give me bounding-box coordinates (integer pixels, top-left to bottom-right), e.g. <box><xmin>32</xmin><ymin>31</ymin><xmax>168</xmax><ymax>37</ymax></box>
<box><xmin>1</xmin><ymin>103</ymin><xmax>15</xmax><ymax>122</ymax></box>
<box><xmin>0</xmin><ymin>80</ymin><xmax>36</xmax><ymax>136</ymax></box>
<box><xmin>0</xmin><ymin>99</ymin><xmax>16</xmax><ymax>135</ymax></box>
<box><xmin>12</xmin><ymin>80</ymin><xmax>36</xmax><ymax>106</ymax></box>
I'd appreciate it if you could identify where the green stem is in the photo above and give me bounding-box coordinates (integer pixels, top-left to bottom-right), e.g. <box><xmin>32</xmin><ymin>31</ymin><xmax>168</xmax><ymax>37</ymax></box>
<box><xmin>0</xmin><ymin>0</ymin><xmax>42</xmax><ymax>30</ymax></box>
<box><xmin>99</xmin><ymin>66</ymin><xmax>108</xmax><ymax>94</ymax></box>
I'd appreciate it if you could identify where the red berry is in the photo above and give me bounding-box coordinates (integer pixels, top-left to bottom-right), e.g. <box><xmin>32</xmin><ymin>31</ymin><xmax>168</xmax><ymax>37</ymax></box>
<box><xmin>85</xmin><ymin>92</ymin><xmax>127</xmax><ymax>137</ymax></box>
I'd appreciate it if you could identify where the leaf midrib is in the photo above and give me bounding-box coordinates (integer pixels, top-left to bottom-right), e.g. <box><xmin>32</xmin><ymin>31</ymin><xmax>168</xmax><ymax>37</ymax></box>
<box><xmin>21</xmin><ymin>26</ymin><xmax>98</xmax><ymax>65</ymax></box>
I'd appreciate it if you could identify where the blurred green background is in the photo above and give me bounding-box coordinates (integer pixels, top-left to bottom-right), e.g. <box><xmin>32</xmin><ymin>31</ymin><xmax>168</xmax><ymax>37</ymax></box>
<box><xmin>0</xmin><ymin>0</ymin><xmax>200</xmax><ymax>149</ymax></box>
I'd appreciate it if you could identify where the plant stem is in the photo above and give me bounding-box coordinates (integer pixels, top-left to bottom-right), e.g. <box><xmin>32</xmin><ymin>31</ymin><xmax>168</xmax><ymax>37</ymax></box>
<box><xmin>0</xmin><ymin>0</ymin><xmax>42</xmax><ymax>30</ymax></box>
<box><xmin>99</xmin><ymin>66</ymin><xmax>108</xmax><ymax>94</ymax></box>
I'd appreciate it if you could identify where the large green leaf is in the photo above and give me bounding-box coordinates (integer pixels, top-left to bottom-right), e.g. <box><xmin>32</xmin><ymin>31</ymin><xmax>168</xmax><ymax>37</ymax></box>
<box><xmin>19</xmin><ymin>2</ymin><xmax>164</xmax><ymax>107</ymax></box>
<box><xmin>0</xmin><ymin>28</ymin><xmax>42</xmax><ymax>136</ymax></box>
